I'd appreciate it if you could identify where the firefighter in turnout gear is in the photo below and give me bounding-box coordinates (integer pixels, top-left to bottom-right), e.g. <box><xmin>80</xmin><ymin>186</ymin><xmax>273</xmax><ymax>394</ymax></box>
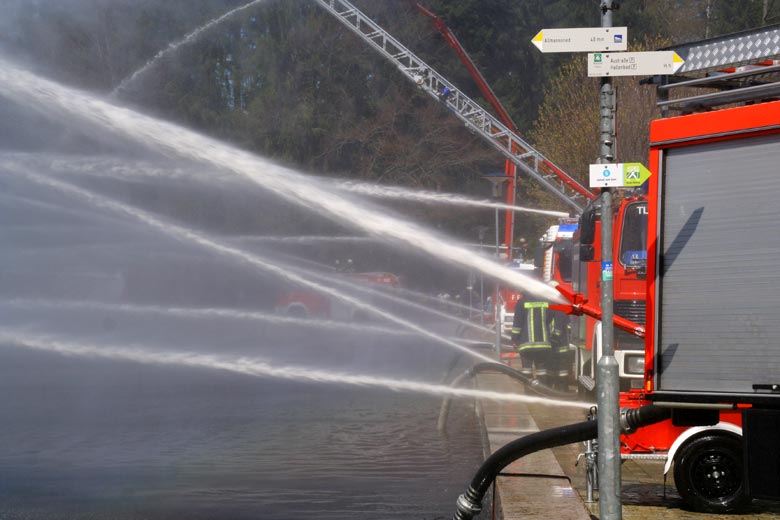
<box><xmin>547</xmin><ymin>281</ymin><xmax>572</xmax><ymax>391</ymax></box>
<box><xmin>511</xmin><ymin>296</ymin><xmax>552</xmax><ymax>386</ymax></box>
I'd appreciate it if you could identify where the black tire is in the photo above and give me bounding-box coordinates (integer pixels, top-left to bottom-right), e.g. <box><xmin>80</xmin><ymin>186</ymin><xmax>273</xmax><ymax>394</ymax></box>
<box><xmin>673</xmin><ymin>433</ymin><xmax>750</xmax><ymax>514</ymax></box>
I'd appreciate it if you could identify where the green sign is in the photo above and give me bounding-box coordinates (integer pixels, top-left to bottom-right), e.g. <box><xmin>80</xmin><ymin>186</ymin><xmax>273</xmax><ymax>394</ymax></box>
<box><xmin>622</xmin><ymin>162</ymin><xmax>651</xmax><ymax>187</ymax></box>
<box><xmin>589</xmin><ymin>162</ymin><xmax>652</xmax><ymax>188</ymax></box>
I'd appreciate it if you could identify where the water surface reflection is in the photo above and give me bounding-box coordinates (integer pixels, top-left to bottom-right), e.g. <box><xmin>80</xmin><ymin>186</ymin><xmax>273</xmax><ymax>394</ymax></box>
<box><xmin>0</xmin><ymin>337</ymin><xmax>487</xmax><ymax>519</ymax></box>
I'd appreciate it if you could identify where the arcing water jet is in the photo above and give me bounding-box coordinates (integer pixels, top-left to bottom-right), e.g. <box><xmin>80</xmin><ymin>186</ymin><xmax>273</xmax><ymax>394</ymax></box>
<box><xmin>0</xmin><ymin>331</ymin><xmax>593</xmax><ymax>410</ymax></box>
<box><xmin>0</xmin><ymin>152</ymin><xmax>200</xmax><ymax>183</ymax></box>
<box><xmin>10</xmin><ymin>169</ymin><xmax>497</xmax><ymax>364</ymax></box>
<box><xmin>393</xmin><ymin>284</ymin><xmax>484</xmax><ymax>317</ymax></box>
<box><xmin>233</xmin><ymin>235</ymin><xmax>376</xmax><ymax>245</ymax></box>
<box><xmin>7</xmin><ymin>151</ymin><xmax>565</xmax><ymax>221</ymax></box>
<box><xmin>0</xmin><ymin>188</ymin><xmax>129</xmax><ymax>226</ymax></box>
<box><xmin>283</xmin><ymin>262</ymin><xmax>496</xmax><ymax>337</ymax></box>
<box><xmin>337</xmin><ymin>180</ymin><xmax>569</xmax><ymax>217</ymax></box>
<box><xmin>2</xmin><ymin>298</ymin><xmax>414</xmax><ymax>337</ymax></box>
<box><xmin>0</xmin><ymin>60</ymin><xmax>563</xmax><ymax>305</ymax></box>
<box><xmin>112</xmin><ymin>0</ymin><xmax>267</xmax><ymax>96</ymax></box>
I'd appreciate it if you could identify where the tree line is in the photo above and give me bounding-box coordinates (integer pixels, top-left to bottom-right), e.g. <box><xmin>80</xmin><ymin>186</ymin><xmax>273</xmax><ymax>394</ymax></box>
<box><xmin>2</xmin><ymin>0</ymin><xmax>776</xmax><ymax>245</ymax></box>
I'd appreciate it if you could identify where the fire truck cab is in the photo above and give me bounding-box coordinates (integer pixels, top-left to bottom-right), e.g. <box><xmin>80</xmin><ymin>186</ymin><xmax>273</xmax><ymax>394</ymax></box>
<box><xmin>572</xmin><ymin>195</ymin><xmax>648</xmax><ymax>396</ymax></box>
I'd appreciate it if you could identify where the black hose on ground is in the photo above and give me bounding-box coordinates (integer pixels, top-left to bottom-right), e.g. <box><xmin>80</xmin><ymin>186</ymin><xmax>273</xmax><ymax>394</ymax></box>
<box><xmin>452</xmin><ymin>404</ymin><xmax>671</xmax><ymax>520</ymax></box>
<box><xmin>438</xmin><ymin>369</ymin><xmax>476</xmax><ymax>431</ymax></box>
<box><xmin>440</xmin><ymin>352</ymin><xmax>466</xmax><ymax>384</ymax></box>
<box><xmin>438</xmin><ymin>362</ymin><xmax>577</xmax><ymax>432</ymax></box>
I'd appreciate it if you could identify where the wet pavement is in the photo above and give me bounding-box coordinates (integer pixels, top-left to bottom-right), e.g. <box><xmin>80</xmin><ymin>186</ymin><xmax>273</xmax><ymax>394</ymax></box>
<box><xmin>473</xmin><ymin>372</ymin><xmax>590</xmax><ymax>520</ymax></box>
<box><xmin>472</xmin><ymin>367</ymin><xmax>780</xmax><ymax>520</ymax></box>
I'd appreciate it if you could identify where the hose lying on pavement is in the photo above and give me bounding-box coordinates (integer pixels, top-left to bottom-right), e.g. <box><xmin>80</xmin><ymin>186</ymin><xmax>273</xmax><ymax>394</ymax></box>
<box><xmin>452</xmin><ymin>404</ymin><xmax>671</xmax><ymax>520</ymax></box>
<box><xmin>438</xmin><ymin>361</ymin><xmax>577</xmax><ymax>431</ymax></box>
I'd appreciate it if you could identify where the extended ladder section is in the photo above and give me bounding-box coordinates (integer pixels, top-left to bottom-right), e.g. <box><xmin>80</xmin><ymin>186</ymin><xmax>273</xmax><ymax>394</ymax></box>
<box><xmin>416</xmin><ymin>2</ymin><xmax>518</xmax><ymax>132</ymax></box>
<box><xmin>312</xmin><ymin>0</ymin><xmax>595</xmax><ymax>214</ymax></box>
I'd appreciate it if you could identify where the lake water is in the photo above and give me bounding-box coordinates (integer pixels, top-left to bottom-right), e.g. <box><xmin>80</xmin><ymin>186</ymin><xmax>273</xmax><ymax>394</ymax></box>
<box><xmin>0</xmin><ymin>320</ymin><xmax>488</xmax><ymax>520</ymax></box>
<box><xmin>0</xmin><ymin>143</ymin><xmax>490</xmax><ymax>520</ymax></box>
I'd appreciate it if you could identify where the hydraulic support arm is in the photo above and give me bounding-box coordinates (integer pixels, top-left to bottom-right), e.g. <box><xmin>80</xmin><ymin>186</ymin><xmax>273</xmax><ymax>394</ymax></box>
<box><xmin>416</xmin><ymin>3</ymin><xmax>519</xmax><ymax>252</ymax></box>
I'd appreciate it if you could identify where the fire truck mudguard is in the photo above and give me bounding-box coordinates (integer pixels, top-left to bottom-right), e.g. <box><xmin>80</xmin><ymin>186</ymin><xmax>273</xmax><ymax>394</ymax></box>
<box><xmin>671</xmin><ymin>429</ymin><xmax>748</xmax><ymax>513</ymax></box>
<box><xmin>663</xmin><ymin>422</ymin><xmax>743</xmax><ymax>476</ymax></box>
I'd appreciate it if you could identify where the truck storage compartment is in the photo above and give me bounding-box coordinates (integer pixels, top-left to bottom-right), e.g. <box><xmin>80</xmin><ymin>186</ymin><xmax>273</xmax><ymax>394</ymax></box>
<box><xmin>657</xmin><ymin>133</ymin><xmax>780</xmax><ymax>396</ymax></box>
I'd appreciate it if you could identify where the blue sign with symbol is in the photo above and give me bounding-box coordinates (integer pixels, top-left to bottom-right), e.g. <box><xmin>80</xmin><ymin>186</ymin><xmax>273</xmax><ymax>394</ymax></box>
<box><xmin>602</xmin><ymin>261</ymin><xmax>613</xmax><ymax>281</ymax></box>
<box><xmin>623</xmin><ymin>250</ymin><xmax>647</xmax><ymax>266</ymax></box>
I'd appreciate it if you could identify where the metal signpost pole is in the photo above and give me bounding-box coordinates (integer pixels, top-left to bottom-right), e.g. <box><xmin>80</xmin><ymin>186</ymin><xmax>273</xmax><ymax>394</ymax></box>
<box><xmin>494</xmin><ymin>204</ymin><xmax>502</xmax><ymax>356</ymax></box>
<box><xmin>478</xmin><ymin>226</ymin><xmax>487</xmax><ymax>326</ymax></box>
<box><xmin>597</xmin><ymin>1</ymin><xmax>621</xmax><ymax>519</ymax></box>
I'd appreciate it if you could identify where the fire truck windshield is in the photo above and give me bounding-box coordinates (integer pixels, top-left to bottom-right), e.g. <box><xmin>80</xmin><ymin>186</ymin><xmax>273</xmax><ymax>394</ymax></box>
<box><xmin>555</xmin><ymin>241</ymin><xmax>574</xmax><ymax>282</ymax></box>
<box><xmin>619</xmin><ymin>201</ymin><xmax>648</xmax><ymax>268</ymax></box>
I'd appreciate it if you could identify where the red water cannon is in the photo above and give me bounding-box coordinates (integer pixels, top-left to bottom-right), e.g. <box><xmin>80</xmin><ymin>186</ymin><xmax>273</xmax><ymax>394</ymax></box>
<box><xmin>549</xmin><ymin>284</ymin><xmax>645</xmax><ymax>339</ymax></box>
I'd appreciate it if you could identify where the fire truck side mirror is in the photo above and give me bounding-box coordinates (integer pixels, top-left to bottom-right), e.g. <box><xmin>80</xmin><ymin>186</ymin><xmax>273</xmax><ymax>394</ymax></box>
<box><xmin>580</xmin><ymin>208</ymin><xmax>597</xmax><ymax>245</ymax></box>
<box><xmin>580</xmin><ymin>244</ymin><xmax>596</xmax><ymax>262</ymax></box>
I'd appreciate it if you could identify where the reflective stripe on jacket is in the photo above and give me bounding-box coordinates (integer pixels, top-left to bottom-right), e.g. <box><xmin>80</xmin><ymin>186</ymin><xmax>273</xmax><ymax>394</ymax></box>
<box><xmin>512</xmin><ymin>301</ymin><xmax>552</xmax><ymax>350</ymax></box>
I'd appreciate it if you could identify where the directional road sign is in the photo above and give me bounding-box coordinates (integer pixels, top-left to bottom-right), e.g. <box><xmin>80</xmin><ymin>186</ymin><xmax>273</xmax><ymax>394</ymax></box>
<box><xmin>531</xmin><ymin>27</ymin><xmax>627</xmax><ymax>53</ymax></box>
<box><xmin>588</xmin><ymin>51</ymin><xmax>684</xmax><ymax>77</ymax></box>
<box><xmin>589</xmin><ymin>162</ymin><xmax>651</xmax><ymax>188</ymax></box>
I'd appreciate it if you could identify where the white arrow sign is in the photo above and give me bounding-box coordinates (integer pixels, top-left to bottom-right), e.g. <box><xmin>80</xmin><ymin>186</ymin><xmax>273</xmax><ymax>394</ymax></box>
<box><xmin>531</xmin><ymin>27</ymin><xmax>627</xmax><ymax>53</ymax></box>
<box><xmin>588</xmin><ymin>51</ymin><xmax>684</xmax><ymax>77</ymax></box>
<box><xmin>590</xmin><ymin>163</ymin><xmax>623</xmax><ymax>188</ymax></box>
<box><xmin>589</xmin><ymin>163</ymin><xmax>652</xmax><ymax>188</ymax></box>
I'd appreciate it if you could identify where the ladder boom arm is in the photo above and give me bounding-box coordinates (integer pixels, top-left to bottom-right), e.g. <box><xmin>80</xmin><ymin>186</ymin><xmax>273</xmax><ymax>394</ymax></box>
<box><xmin>416</xmin><ymin>2</ymin><xmax>518</xmax><ymax>132</ymax></box>
<box><xmin>312</xmin><ymin>0</ymin><xmax>596</xmax><ymax>213</ymax></box>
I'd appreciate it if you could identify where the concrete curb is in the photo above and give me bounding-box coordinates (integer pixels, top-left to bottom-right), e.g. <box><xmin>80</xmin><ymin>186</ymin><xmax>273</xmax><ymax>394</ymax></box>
<box><xmin>474</xmin><ymin>372</ymin><xmax>592</xmax><ymax>520</ymax></box>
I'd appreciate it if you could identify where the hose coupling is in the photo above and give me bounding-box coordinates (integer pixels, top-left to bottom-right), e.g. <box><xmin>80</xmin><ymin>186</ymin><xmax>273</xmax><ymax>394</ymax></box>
<box><xmin>453</xmin><ymin>489</ymin><xmax>482</xmax><ymax>520</ymax></box>
<box><xmin>620</xmin><ymin>404</ymin><xmax>671</xmax><ymax>434</ymax></box>
<box><xmin>619</xmin><ymin>407</ymin><xmax>638</xmax><ymax>434</ymax></box>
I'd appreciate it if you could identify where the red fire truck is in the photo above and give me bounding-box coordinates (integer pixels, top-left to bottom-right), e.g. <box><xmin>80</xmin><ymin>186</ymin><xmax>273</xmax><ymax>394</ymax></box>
<box><xmin>615</xmin><ymin>35</ymin><xmax>780</xmax><ymax>512</ymax></box>
<box><xmin>315</xmin><ymin>3</ymin><xmax>780</xmax><ymax>511</ymax></box>
<box><xmin>555</xmin><ymin>94</ymin><xmax>780</xmax><ymax>514</ymax></box>
<box><xmin>275</xmin><ymin>271</ymin><xmax>401</xmax><ymax>320</ymax></box>
<box><xmin>571</xmin><ymin>195</ymin><xmax>648</xmax><ymax>395</ymax></box>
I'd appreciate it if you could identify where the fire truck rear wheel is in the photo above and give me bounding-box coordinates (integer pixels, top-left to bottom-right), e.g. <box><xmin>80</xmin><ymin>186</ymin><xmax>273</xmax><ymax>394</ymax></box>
<box><xmin>673</xmin><ymin>433</ymin><xmax>749</xmax><ymax>514</ymax></box>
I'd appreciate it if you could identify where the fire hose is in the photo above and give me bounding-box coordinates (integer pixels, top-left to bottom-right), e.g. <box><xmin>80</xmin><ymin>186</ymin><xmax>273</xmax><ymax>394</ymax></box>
<box><xmin>452</xmin><ymin>404</ymin><xmax>670</xmax><ymax>520</ymax></box>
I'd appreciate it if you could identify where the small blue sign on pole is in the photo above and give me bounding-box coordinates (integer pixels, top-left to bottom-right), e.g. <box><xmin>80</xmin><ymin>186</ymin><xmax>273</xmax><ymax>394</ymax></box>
<box><xmin>602</xmin><ymin>261</ymin><xmax>614</xmax><ymax>281</ymax></box>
